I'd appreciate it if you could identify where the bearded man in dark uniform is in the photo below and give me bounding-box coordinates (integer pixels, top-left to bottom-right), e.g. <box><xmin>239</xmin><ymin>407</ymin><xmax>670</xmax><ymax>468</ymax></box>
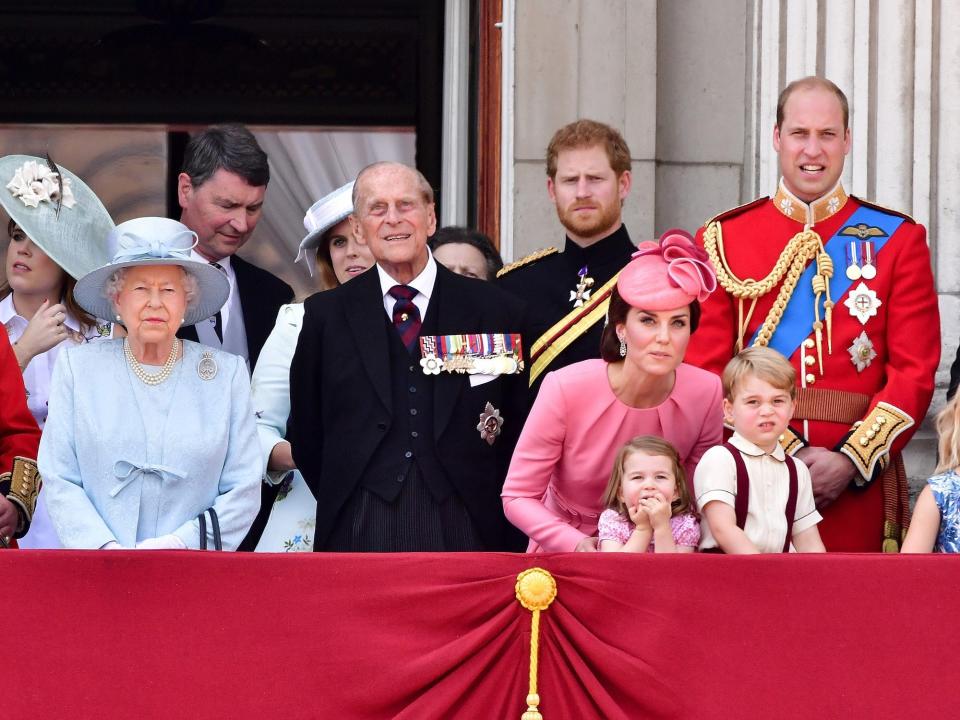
<box><xmin>497</xmin><ymin>120</ymin><xmax>637</xmax><ymax>398</ymax></box>
<box><xmin>686</xmin><ymin>77</ymin><xmax>939</xmax><ymax>552</ymax></box>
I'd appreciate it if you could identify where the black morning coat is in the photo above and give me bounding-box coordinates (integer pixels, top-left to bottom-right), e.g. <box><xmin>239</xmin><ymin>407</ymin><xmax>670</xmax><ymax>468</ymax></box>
<box><xmin>496</xmin><ymin>225</ymin><xmax>636</xmax><ymax>399</ymax></box>
<box><xmin>289</xmin><ymin>262</ymin><xmax>530</xmax><ymax>552</ymax></box>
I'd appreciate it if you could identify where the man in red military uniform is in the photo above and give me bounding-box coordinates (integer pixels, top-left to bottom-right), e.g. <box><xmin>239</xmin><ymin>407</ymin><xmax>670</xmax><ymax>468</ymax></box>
<box><xmin>686</xmin><ymin>77</ymin><xmax>939</xmax><ymax>552</ymax></box>
<box><xmin>0</xmin><ymin>331</ymin><xmax>42</xmax><ymax>549</ymax></box>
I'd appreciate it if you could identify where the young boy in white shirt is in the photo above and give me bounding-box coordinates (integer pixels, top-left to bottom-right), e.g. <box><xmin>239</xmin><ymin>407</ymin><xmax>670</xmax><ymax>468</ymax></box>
<box><xmin>695</xmin><ymin>346</ymin><xmax>826</xmax><ymax>553</ymax></box>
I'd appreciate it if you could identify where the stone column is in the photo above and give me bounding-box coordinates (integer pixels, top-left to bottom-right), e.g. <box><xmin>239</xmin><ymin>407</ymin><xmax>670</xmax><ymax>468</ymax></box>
<box><xmin>747</xmin><ymin>0</ymin><xmax>954</xmax><ymax>490</ymax></box>
<box><xmin>509</xmin><ymin>0</ymin><xmax>657</xmax><ymax>259</ymax></box>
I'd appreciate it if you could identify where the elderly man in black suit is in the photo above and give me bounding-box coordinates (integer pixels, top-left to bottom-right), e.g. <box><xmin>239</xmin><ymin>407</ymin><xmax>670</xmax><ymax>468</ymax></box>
<box><xmin>289</xmin><ymin>162</ymin><xmax>528</xmax><ymax>552</ymax></box>
<box><xmin>176</xmin><ymin>124</ymin><xmax>292</xmax><ymax>551</ymax></box>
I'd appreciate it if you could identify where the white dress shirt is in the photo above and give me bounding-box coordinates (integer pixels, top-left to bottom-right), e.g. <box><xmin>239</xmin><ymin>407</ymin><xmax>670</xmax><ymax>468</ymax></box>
<box><xmin>695</xmin><ymin>432</ymin><xmax>821</xmax><ymax>553</ymax></box>
<box><xmin>190</xmin><ymin>250</ymin><xmax>249</xmax><ymax>361</ymax></box>
<box><xmin>376</xmin><ymin>251</ymin><xmax>437</xmax><ymax>322</ymax></box>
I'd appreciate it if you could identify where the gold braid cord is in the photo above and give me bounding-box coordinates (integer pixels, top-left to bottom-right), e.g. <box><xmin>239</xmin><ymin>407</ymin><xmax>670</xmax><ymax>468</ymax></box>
<box><xmin>5</xmin><ymin>456</ymin><xmax>41</xmax><ymax>535</ymax></box>
<box><xmin>703</xmin><ymin>221</ymin><xmax>831</xmax><ymax>360</ymax></box>
<box><xmin>515</xmin><ymin>568</ymin><xmax>557</xmax><ymax>720</ymax></box>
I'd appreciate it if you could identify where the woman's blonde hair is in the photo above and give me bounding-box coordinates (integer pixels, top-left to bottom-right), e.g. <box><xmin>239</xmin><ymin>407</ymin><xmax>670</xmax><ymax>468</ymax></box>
<box><xmin>600</xmin><ymin>435</ymin><xmax>693</xmax><ymax>517</ymax></box>
<box><xmin>936</xmin><ymin>394</ymin><xmax>960</xmax><ymax>473</ymax></box>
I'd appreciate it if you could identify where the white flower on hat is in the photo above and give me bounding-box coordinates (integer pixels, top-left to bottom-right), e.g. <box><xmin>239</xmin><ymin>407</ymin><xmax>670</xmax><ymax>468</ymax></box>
<box><xmin>6</xmin><ymin>159</ymin><xmax>77</xmax><ymax>210</ymax></box>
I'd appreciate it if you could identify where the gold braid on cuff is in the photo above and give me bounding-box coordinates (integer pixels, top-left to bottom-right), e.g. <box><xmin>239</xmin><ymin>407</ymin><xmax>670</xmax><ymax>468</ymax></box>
<box><xmin>779</xmin><ymin>425</ymin><xmax>807</xmax><ymax>456</ymax></box>
<box><xmin>840</xmin><ymin>403</ymin><xmax>913</xmax><ymax>486</ymax></box>
<box><xmin>5</xmin><ymin>456</ymin><xmax>41</xmax><ymax>536</ymax></box>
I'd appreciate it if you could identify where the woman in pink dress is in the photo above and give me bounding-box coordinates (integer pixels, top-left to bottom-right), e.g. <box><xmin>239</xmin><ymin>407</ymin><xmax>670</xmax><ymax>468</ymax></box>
<box><xmin>501</xmin><ymin>229</ymin><xmax>722</xmax><ymax>552</ymax></box>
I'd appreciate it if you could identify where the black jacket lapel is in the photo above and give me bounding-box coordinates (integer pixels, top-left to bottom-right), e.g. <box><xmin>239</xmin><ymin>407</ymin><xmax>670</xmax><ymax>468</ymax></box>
<box><xmin>429</xmin><ymin>267</ymin><xmax>466</xmax><ymax>438</ymax></box>
<box><xmin>345</xmin><ymin>269</ymin><xmax>392</xmax><ymax>412</ymax></box>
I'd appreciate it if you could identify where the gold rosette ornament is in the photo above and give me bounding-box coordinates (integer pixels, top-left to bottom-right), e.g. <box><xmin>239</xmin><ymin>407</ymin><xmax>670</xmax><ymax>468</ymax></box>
<box><xmin>515</xmin><ymin>568</ymin><xmax>557</xmax><ymax>720</ymax></box>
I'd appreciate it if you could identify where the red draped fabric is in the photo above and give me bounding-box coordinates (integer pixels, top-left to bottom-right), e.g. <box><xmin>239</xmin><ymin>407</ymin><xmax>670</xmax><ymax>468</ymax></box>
<box><xmin>6</xmin><ymin>551</ymin><xmax>958</xmax><ymax>719</ymax></box>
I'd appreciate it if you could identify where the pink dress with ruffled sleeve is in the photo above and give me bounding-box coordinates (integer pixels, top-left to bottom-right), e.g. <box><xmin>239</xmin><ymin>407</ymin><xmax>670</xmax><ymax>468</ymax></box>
<box><xmin>501</xmin><ymin>359</ymin><xmax>723</xmax><ymax>552</ymax></box>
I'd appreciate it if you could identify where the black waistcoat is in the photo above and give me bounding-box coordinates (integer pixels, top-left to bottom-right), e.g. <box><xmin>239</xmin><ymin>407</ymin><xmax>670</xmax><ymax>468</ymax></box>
<box><xmin>358</xmin><ymin>313</ymin><xmax>452</xmax><ymax>503</ymax></box>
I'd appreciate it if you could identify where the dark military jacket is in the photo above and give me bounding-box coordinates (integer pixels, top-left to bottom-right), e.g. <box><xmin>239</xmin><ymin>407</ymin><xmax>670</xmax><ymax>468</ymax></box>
<box><xmin>497</xmin><ymin>224</ymin><xmax>635</xmax><ymax>398</ymax></box>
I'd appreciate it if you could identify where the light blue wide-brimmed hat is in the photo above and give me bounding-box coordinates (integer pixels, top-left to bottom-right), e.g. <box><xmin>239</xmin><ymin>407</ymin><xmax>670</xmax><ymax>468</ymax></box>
<box><xmin>295</xmin><ymin>180</ymin><xmax>355</xmax><ymax>276</ymax></box>
<box><xmin>0</xmin><ymin>154</ymin><xmax>115</xmax><ymax>280</ymax></box>
<box><xmin>74</xmin><ymin>217</ymin><xmax>230</xmax><ymax>327</ymax></box>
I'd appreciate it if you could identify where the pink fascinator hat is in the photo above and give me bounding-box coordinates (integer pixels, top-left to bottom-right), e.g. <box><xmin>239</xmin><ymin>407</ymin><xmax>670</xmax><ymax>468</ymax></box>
<box><xmin>616</xmin><ymin>228</ymin><xmax>717</xmax><ymax>308</ymax></box>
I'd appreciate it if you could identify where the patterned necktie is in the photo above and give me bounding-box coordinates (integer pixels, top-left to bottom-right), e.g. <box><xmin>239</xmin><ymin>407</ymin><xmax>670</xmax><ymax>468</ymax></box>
<box><xmin>388</xmin><ymin>285</ymin><xmax>421</xmax><ymax>352</ymax></box>
<box><xmin>209</xmin><ymin>261</ymin><xmax>225</xmax><ymax>343</ymax></box>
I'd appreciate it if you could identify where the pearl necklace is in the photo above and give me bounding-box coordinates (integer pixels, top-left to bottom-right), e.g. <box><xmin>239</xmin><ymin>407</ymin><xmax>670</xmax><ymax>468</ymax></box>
<box><xmin>124</xmin><ymin>338</ymin><xmax>180</xmax><ymax>386</ymax></box>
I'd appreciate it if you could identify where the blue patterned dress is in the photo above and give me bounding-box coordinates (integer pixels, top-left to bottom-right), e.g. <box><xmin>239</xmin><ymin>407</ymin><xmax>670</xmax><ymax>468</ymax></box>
<box><xmin>927</xmin><ymin>470</ymin><xmax>960</xmax><ymax>553</ymax></box>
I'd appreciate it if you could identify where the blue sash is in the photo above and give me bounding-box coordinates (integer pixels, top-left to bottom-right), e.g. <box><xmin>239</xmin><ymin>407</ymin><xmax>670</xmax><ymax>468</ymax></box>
<box><xmin>751</xmin><ymin>205</ymin><xmax>904</xmax><ymax>358</ymax></box>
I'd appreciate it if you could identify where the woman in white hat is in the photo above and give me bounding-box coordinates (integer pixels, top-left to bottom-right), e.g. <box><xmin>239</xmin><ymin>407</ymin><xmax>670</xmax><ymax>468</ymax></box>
<box><xmin>251</xmin><ymin>181</ymin><xmax>374</xmax><ymax>552</ymax></box>
<box><xmin>0</xmin><ymin>155</ymin><xmax>116</xmax><ymax>548</ymax></box>
<box><xmin>38</xmin><ymin>217</ymin><xmax>261</xmax><ymax>550</ymax></box>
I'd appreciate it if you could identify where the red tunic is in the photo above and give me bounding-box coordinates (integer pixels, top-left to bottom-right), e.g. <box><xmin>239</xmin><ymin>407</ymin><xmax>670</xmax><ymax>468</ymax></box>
<box><xmin>0</xmin><ymin>330</ymin><xmax>42</xmax><ymax>548</ymax></box>
<box><xmin>686</xmin><ymin>184</ymin><xmax>940</xmax><ymax>551</ymax></box>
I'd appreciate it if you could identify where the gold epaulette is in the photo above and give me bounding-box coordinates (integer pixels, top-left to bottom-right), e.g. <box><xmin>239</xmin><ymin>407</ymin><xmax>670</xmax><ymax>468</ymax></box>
<box><xmin>703</xmin><ymin>196</ymin><xmax>769</xmax><ymax>228</ymax></box>
<box><xmin>496</xmin><ymin>247</ymin><xmax>559</xmax><ymax>278</ymax></box>
<box><xmin>849</xmin><ymin>196</ymin><xmax>917</xmax><ymax>224</ymax></box>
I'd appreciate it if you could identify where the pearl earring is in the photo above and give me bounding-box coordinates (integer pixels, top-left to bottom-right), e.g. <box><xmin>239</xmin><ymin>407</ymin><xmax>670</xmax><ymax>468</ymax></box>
<box><xmin>115</xmin><ymin>314</ymin><xmax>122</xmax><ymax>322</ymax></box>
<box><xmin>619</xmin><ymin>336</ymin><xmax>627</xmax><ymax>358</ymax></box>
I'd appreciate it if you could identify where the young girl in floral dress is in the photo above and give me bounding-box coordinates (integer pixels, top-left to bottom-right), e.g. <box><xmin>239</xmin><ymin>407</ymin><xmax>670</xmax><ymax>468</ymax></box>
<box><xmin>598</xmin><ymin>435</ymin><xmax>700</xmax><ymax>553</ymax></box>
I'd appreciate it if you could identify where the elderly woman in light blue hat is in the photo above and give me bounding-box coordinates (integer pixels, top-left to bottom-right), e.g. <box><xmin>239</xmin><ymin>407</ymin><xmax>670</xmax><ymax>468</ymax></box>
<box><xmin>251</xmin><ymin>181</ymin><xmax>373</xmax><ymax>551</ymax></box>
<box><xmin>38</xmin><ymin>216</ymin><xmax>261</xmax><ymax>550</ymax></box>
<box><xmin>0</xmin><ymin>154</ymin><xmax>116</xmax><ymax>548</ymax></box>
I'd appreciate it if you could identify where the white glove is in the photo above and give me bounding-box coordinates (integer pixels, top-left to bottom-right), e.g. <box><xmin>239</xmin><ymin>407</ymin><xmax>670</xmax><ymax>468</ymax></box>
<box><xmin>135</xmin><ymin>534</ymin><xmax>187</xmax><ymax>550</ymax></box>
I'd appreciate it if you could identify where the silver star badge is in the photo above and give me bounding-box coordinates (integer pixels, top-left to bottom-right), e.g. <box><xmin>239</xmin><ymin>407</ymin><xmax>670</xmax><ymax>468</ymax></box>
<box><xmin>843</xmin><ymin>281</ymin><xmax>882</xmax><ymax>325</ymax></box>
<box><xmin>848</xmin><ymin>331</ymin><xmax>877</xmax><ymax>372</ymax></box>
<box><xmin>476</xmin><ymin>402</ymin><xmax>503</xmax><ymax>445</ymax></box>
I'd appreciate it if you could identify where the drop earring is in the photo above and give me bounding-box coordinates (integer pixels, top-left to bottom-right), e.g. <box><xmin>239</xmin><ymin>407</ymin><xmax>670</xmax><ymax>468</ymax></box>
<box><xmin>619</xmin><ymin>336</ymin><xmax>627</xmax><ymax>358</ymax></box>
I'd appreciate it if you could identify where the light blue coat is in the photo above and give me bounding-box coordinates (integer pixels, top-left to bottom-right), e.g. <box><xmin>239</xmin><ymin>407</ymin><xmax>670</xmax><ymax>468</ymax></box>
<box><xmin>39</xmin><ymin>340</ymin><xmax>261</xmax><ymax>549</ymax></box>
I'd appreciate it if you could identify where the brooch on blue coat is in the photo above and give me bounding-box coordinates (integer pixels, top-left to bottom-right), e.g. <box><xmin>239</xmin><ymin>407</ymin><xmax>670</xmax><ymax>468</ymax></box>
<box><xmin>198</xmin><ymin>350</ymin><xmax>218</xmax><ymax>380</ymax></box>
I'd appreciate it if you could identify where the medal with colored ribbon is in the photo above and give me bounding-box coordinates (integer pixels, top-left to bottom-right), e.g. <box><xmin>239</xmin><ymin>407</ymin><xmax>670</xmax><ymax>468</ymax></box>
<box><xmin>844</xmin><ymin>240</ymin><xmax>878</xmax><ymax>281</ymax></box>
<box><xmin>419</xmin><ymin>333</ymin><xmax>524</xmax><ymax>375</ymax></box>
<box><xmin>569</xmin><ymin>266</ymin><xmax>594</xmax><ymax>307</ymax></box>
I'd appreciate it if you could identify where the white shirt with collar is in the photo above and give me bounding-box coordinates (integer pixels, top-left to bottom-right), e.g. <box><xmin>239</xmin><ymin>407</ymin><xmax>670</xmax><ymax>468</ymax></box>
<box><xmin>190</xmin><ymin>250</ymin><xmax>249</xmax><ymax>361</ymax></box>
<box><xmin>376</xmin><ymin>250</ymin><xmax>437</xmax><ymax>321</ymax></box>
<box><xmin>1</xmin><ymin>292</ymin><xmax>113</xmax><ymax>549</ymax></box>
<box><xmin>694</xmin><ymin>431</ymin><xmax>821</xmax><ymax>553</ymax></box>
<box><xmin>1</xmin><ymin>293</ymin><xmax>112</xmax><ymax>428</ymax></box>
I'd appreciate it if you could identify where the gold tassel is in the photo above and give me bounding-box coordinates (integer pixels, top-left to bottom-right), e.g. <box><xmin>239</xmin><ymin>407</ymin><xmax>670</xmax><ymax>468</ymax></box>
<box><xmin>515</xmin><ymin>568</ymin><xmax>558</xmax><ymax>720</ymax></box>
<box><xmin>810</xmin><ymin>247</ymin><xmax>837</xmax><ymax>373</ymax></box>
<box><xmin>817</xmin><ymin>252</ymin><xmax>835</xmax><ymax>355</ymax></box>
